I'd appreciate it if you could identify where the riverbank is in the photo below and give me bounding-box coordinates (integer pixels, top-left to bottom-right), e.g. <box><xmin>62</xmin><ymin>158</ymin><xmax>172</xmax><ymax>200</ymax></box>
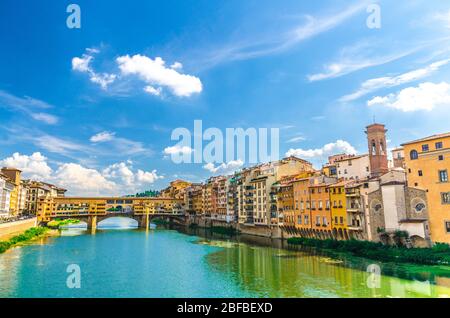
<box><xmin>0</xmin><ymin>217</ymin><xmax>37</xmax><ymax>240</ymax></box>
<box><xmin>287</xmin><ymin>237</ymin><xmax>450</xmax><ymax>266</ymax></box>
<box><xmin>0</xmin><ymin>227</ymin><xmax>51</xmax><ymax>254</ymax></box>
<box><xmin>46</xmin><ymin>219</ymin><xmax>80</xmax><ymax>229</ymax></box>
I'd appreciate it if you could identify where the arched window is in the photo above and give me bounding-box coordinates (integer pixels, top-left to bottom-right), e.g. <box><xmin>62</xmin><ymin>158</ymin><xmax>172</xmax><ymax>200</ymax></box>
<box><xmin>410</xmin><ymin>150</ymin><xmax>418</xmax><ymax>160</ymax></box>
<box><xmin>380</xmin><ymin>140</ymin><xmax>385</xmax><ymax>155</ymax></box>
<box><xmin>372</xmin><ymin>140</ymin><xmax>377</xmax><ymax>155</ymax></box>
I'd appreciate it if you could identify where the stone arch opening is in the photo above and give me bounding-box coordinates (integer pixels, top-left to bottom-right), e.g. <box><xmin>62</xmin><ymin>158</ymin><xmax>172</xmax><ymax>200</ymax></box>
<box><xmin>97</xmin><ymin>216</ymin><xmax>139</xmax><ymax>229</ymax></box>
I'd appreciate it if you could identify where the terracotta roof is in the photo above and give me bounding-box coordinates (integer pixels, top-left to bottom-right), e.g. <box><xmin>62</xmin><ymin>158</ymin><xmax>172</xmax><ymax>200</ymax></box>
<box><xmin>1</xmin><ymin>167</ymin><xmax>22</xmax><ymax>172</ymax></box>
<box><xmin>327</xmin><ymin>180</ymin><xmax>351</xmax><ymax>188</ymax></box>
<box><xmin>333</xmin><ymin>154</ymin><xmax>369</xmax><ymax>163</ymax></box>
<box><xmin>401</xmin><ymin>132</ymin><xmax>450</xmax><ymax>146</ymax></box>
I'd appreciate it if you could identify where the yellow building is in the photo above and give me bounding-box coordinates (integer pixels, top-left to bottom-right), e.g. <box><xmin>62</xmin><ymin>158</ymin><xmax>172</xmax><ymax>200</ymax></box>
<box><xmin>402</xmin><ymin>132</ymin><xmax>450</xmax><ymax>244</ymax></box>
<box><xmin>1</xmin><ymin>168</ymin><xmax>21</xmax><ymax>215</ymax></box>
<box><xmin>328</xmin><ymin>181</ymin><xmax>348</xmax><ymax>238</ymax></box>
<box><xmin>161</xmin><ymin>179</ymin><xmax>192</xmax><ymax>200</ymax></box>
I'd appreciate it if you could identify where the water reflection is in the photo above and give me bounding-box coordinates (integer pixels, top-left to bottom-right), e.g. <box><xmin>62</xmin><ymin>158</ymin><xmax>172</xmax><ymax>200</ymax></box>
<box><xmin>206</xmin><ymin>237</ymin><xmax>450</xmax><ymax>298</ymax></box>
<box><xmin>180</xmin><ymin>226</ymin><xmax>450</xmax><ymax>298</ymax></box>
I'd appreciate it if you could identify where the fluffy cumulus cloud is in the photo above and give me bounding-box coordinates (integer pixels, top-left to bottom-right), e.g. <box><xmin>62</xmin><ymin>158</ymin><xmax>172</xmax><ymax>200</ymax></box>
<box><xmin>102</xmin><ymin>162</ymin><xmax>135</xmax><ymax>187</ymax></box>
<box><xmin>53</xmin><ymin>163</ymin><xmax>117</xmax><ymax>196</ymax></box>
<box><xmin>72</xmin><ymin>48</ymin><xmax>117</xmax><ymax>89</ymax></box>
<box><xmin>286</xmin><ymin>140</ymin><xmax>357</xmax><ymax>162</ymax></box>
<box><xmin>0</xmin><ymin>153</ymin><xmax>163</xmax><ymax>196</ymax></box>
<box><xmin>116</xmin><ymin>55</ymin><xmax>202</xmax><ymax>97</ymax></box>
<box><xmin>90</xmin><ymin>131</ymin><xmax>116</xmax><ymax>143</ymax></box>
<box><xmin>102</xmin><ymin>161</ymin><xmax>164</xmax><ymax>190</ymax></box>
<box><xmin>203</xmin><ymin>160</ymin><xmax>244</xmax><ymax>175</ymax></box>
<box><xmin>135</xmin><ymin>169</ymin><xmax>162</xmax><ymax>184</ymax></box>
<box><xmin>367</xmin><ymin>82</ymin><xmax>450</xmax><ymax>112</ymax></box>
<box><xmin>72</xmin><ymin>49</ymin><xmax>201</xmax><ymax>98</ymax></box>
<box><xmin>0</xmin><ymin>152</ymin><xmax>53</xmax><ymax>180</ymax></box>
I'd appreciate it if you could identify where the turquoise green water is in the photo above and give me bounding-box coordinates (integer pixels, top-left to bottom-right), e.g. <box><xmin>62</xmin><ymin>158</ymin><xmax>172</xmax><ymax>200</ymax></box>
<box><xmin>1</xmin><ymin>220</ymin><xmax>450</xmax><ymax>298</ymax></box>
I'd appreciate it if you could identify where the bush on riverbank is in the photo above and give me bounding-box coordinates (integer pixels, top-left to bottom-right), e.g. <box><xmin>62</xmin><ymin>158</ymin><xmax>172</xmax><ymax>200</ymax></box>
<box><xmin>211</xmin><ymin>226</ymin><xmax>238</xmax><ymax>236</ymax></box>
<box><xmin>0</xmin><ymin>227</ymin><xmax>48</xmax><ymax>254</ymax></box>
<box><xmin>287</xmin><ymin>237</ymin><xmax>450</xmax><ymax>265</ymax></box>
<box><xmin>47</xmin><ymin>219</ymin><xmax>80</xmax><ymax>229</ymax></box>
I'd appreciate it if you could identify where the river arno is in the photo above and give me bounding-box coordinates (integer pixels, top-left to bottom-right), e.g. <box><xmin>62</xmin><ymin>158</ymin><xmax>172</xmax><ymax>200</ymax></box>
<box><xmin>1</xmin><ymin>220</ymin><xmax>450</xmax><ymax>298</ymax></box>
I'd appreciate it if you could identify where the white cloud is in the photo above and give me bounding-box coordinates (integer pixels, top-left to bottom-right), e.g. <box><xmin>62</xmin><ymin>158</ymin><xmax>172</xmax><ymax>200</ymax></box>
<box><xmin>340</xmin><ymin>59</ymin><xmax>450</xmax><ymax>102</ymax></box>
<box><xmin>54</xmin><ymin>163</ymin><xmax>117</xmax><ymax>196</ymax></box>
<box><xmin>90</xmin><ymin>131</ymin><xmax>116</xmax><ymax>143</ymax></box>
<box><xmin>136</xmin><ymin>169</ymin><xmax>163</xmax><ymax>184</ymax></box>
<box><xmin>199</xmin><ymin>3</ymin><xmax>367</xmax><ymax>68</ymax></box>
<box><xmin>163</xmin><ymin>145</ymin><xmax>194</xmax><ymax>156</ymax></box>
<box><xmin>203</xmin><ymin>160</ymin><xmax>244</xmax><ymax>175</ymax></box>
<box><xmin>72</xmin><ymin>48</ymin><xmax>117</xmax><ymax>89</ymax></box>
<box><xmin>367</xmin><ymin>81</ymin><xmax>450</xmax><ymax>112</ymax></box>
<box><xmin>286</xmin><ymin>140</ymin><xmax>357</xmax><ymax>160</ymax></box>
<box><xmin>287</xmin><ymin>136</ymin><xmax>306</xmax><ymax>143</ymax></box>
<box><xmin>308</xmin><ymin>40</ymin><xmax>416</xmax><ymax>82</ymax></box>
<box><xmin>308</xmin><ymin>53</ymin><xmax>412</xmax><ymax>82</ymax></box>
<box><xmin>9</xmin><ymin>127</ymin><xmax>149</xmax><ymax>160</ymax></box>
<box><xmin>144</xmin><ymin>85</ymin><xmax>162</xmax><ymax>96</ymax></box>
<box><xmin>72</xmin><ymin>54</ymin><xmax>93</xmax><ymax>73</ymax></box>
<box><xmin>0</xmin><ymin>152</ymin><xmax>52</xmax><ymax>180</ymax></box>
<box><xmin>434</xmin><ymin>10</ymin><xmax>450</xmax><ymax>29</ymax></box>
<box><xmin>0</xmin><ymin>90</ymin><xmax>58</xmax><ymax>125</ymax></box>
<box><xmin>117</xmin><ymin>54</ymin><xmax>202</xmax><ymax>97</ymax></box>
<box><xmin>89</xmin><ymin>72</ymin><xmax>117</xmax><ymax>89</ymax></box>
<box><xmin>29</xmin><ymin>112</ymin><xmax>59</xmax><ymax>125</ymax></box>
<box><xmin>102</xmin><ymin>162</ymin><xmax>135</xmax><ymax>186</ymax></box>
<box><xmin>35</xmin><ymin>134</ymin><xmax>88</xmax><ymax>155</ymax></box>
<box><xmin>0</xmin><ymin>152</ymin><xmax>163</xmax><ymax>196</ymax></box>
<box><xmin>170</xmin><ymin>62</ymin><xmax>183</xmax><ymax>70</ymax></box>
<box><xmin>102</xmin><ymin>162</ymin><xmax>163</xmax><ymax>188</ymax></box>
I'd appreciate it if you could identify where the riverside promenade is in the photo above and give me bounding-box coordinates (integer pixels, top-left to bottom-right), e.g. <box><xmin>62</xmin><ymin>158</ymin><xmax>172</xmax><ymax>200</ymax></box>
<box><xmin>0</xmin><ymin>217</ymin><xmax>37</xmax><ymax>240</ymax></box>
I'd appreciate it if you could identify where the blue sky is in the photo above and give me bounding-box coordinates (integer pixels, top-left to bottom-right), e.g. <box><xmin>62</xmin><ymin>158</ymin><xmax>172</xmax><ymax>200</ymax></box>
<box><xmin>1</xmin><ymin>0</ymin><xmax>450</xmax><ymax>195</ymax></box>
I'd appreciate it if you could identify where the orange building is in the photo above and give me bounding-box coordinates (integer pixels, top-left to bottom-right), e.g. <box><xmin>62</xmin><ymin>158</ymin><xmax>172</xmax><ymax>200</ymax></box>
<box><xmin>402</xmin><ymin>132</ymin><xmax>450</xmax><ymax>243</ymax></box>
<box><xmin>293</xmin><ymin>177</ymin><xmax>312</xmax><ymax>231</ymax></box>
<box><xmin>310</xmin><ymin>181</ymin><xmax>332</xmax><ymax>232</ymax></box>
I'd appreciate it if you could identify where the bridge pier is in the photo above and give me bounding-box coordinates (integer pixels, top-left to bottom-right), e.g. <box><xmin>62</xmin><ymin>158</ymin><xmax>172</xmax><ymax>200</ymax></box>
<box><xmin>87</xmin><ymin>216</ymin><xmax>97</xmax><ymax>231</ymax></box>
<box><xmin>138</xmin><ymin>214</ymin><xmax>150</xmax><ymax>229</ymax></box>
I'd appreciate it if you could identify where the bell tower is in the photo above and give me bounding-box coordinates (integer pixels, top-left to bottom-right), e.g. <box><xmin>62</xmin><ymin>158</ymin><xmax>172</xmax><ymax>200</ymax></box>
<box><xmin>365</xmin><ymin>123</ymin><xmax>388</xmax><ymax>178</ymax></box>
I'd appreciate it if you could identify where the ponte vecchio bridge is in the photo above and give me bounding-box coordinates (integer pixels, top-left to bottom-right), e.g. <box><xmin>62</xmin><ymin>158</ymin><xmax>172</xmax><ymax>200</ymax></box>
<box><xmin>37</xmin><ymin>196</ymin><xmax>187</xmax><ymax>230</ymax></box>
